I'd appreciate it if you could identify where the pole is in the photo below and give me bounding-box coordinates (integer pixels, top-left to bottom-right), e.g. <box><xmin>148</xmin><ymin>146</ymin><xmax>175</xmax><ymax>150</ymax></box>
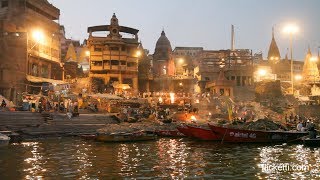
<box><xmin>26</xmin><ymin>32</ymin><xmax>28</xmax><ymax>92</ymax></box>
<box><xmin>290</xmin><ymin>33</ymin><xmax>294</xmax><ymax>95</ymax></box>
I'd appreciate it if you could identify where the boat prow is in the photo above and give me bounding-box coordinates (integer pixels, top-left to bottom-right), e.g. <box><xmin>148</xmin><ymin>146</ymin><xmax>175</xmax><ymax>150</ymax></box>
<box><xmin>0</xmin><ymin>133</ymin><xmax>10</xmax><ymax>146</ymax></box>
<box><xmin>96</xmin><ymin>131</ymin><xmax>157</xmax><ymax>142</ymax></box>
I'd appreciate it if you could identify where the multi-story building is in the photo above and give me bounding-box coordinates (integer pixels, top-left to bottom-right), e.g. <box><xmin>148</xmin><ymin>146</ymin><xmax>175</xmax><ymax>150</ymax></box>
<box><xmin>194</xmin><ymin>49</ymin><xmax>254</xmax><ymax>92</ymax></box>
<box><xmin>0</xmin><ymin>0</ymin><xmax>62</xmax><ymax>101</ymax></box>
<box><xmin>172</xmin><ymin>47</ymin><xmax>203</xmax><ymax>76</ymax></box>
<box><xmin>87</xmin><ymin>14</ymin><xmax>140</xmax><ymax>93</ymax></box>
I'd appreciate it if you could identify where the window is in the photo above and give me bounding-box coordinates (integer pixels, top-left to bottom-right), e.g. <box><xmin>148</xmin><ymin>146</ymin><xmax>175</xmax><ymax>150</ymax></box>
<box><xmin>111</xmin><ymin>60</ymin><xmax>119</xmax><ymax>65</ymax></box>
<box><xmin>110</xmin><ymin>47</ymin><xmax>119</xmax><ymax>51</ymax></box>
<box><xmin>91</xmin><ymin>61</ymin><xmax>102</xmax><ymax>66</ymax></box>
<box><xmin>94</xmin><ymin>47</ymin><xmax>102</xmax><ymax>52</ymax></box>
<box><xmin>1</xmin><ymin>1</ymin><xmax>8</xmax><ymax>8</ymax></box>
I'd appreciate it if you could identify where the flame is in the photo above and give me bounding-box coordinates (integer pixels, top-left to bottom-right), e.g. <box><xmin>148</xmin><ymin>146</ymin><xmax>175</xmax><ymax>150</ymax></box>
<box><xmin>158</xmin><ymin>97</ymin><xmax>163</xmax><ymax>103</ymax></box>
<box><xmin>191</xmin><ymin>115</ymin><xmax>197</xmax><ymax>121</ymax></box>
<box><xmin>169</xmin><ymin>92</ymin><xmax>175</xmax><ymax>104</ymax></box>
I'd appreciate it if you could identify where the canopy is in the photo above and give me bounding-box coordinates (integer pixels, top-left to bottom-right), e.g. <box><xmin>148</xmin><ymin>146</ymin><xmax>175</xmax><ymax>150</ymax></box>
<box><xmin>26</xmin><ymin>75</ymin><xmax>67</xmax><ymax>85</ymax></box>
<box><xmin>88</xmin><ymin>93</ymin><xmax>123</xmax><ymax>100</ymax></box>
<box><xmin>113</xmin><ymin>83</ymin><xmax>131</xmax><ymax>90</ymax></box>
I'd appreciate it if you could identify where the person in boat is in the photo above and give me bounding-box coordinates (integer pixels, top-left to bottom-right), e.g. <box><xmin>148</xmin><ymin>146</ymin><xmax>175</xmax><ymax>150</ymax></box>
<box><xmin>1</xmin><ymin>99</ymin><xmax>6</xmax><ymax>108</ymax></box>
<box><xmin>296</xmin><ymin>121</ymin><xmax>303</xmax><ymax>131</ymax></box>
<box><xmin>309</xmin><ymin>126</ymin><xmax>317</xmax><ymax>139</ymax></box>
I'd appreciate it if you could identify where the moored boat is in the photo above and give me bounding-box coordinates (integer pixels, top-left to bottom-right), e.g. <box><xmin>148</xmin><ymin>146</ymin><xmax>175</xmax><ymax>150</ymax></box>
<box><xmin>303</xmin><ymin>138</ymin><xmax>320</xmax><ymax>147</ymax></box>
<box><xmin>0</xmin><ymin>133</ymin><xmax>10</xmax><ymax>146</ymax></box>
<box><xmin>96</xmin><ymin>131</ymin><xmax>157</xmax><ymax>142</ymax></box>
<box><xmin>155</xmin><ymin>130</ymin><xmax>185</xmax><ymax>137</ymax></box>
<box><xmin>208</xmin><ymin>124</ymin><xmax>308</xmax><ymax>143</ymax></box>
<box><xmin>186</xmin><ymin>125</ymin><xmax>221</xmax><ymax>140</ymax></box>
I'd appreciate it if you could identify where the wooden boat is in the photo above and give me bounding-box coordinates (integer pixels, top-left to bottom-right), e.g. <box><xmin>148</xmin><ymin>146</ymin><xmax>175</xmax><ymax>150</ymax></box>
<box><xmin>96</xmin><ymin>131</ymin><xmax>157</xmax><ymax>142</ymax></box>
<box><xmin>303</xmin><ymin>138</ymin><xmax>320</xmax><ymax>147</ymax></box>
<box><xmin>0</xmin><ymin>133</ymin><xmax>10</xmax><ymax>146</ymax></box>
<box><xmin>208</xmin><ymin>124</ymin><xmax>308</xmax><ymax>143</ymax></box>
<box><xmin>80</xmin><ymin>134</ymin><xmax>97</xmax><ymax>140</ymax></box>
<box><xmin>177</xmin><ymin>126</ymin><xmax>193</xmax><ymax>137</ymax></box>
<box><xmin>155</xmin><ymin>130</ymin><xmax>185</xmax><ymax>137</ymax></box>
<box><xmin>186</xmin><ymin>125</ymin><xmax>221</xmax><ymax>140</ymax></box>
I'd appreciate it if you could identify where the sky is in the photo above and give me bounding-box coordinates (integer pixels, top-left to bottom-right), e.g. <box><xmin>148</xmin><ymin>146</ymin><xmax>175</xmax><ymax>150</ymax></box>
<box><xmin>48</xmin><ymin>0</ymin><xmax>320</xmax><ymax>60</ymax></box>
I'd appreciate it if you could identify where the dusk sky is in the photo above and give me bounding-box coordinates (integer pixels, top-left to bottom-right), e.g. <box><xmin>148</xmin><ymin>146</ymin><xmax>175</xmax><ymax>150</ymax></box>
<box><xmin>48</xmin><ymin>0</ymin><xmax>320</xmax><ymax>60</ymax></box>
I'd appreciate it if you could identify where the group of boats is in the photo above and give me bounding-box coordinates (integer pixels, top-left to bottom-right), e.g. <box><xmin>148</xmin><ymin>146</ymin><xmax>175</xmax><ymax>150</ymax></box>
<box><xmin>91</xmin><ymin>123</ymin><xmax>319</xmax><ymax>146</ymax></box>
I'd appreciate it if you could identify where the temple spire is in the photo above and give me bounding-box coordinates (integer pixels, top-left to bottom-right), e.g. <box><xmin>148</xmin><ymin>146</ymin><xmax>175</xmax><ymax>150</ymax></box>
<box><xmin>272</xmin><ymin>26</ymin><xmax>274</xmax><ymax>39</ymax></box>
<box><xmin>267</xmin><ymin>27</ymin><xmax>281</xmax><ymax>61</ymax></box>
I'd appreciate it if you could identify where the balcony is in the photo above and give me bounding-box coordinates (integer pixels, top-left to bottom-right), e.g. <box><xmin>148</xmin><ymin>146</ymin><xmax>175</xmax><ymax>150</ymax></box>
<box><xmin>91</xmin><ymin>66</ymin><xmax>103</xmax><ymax>71</ymax></box>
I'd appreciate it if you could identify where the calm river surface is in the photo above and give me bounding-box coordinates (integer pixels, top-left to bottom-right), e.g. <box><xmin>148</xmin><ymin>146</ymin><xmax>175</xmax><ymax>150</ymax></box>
<box><xmin>1</xmin><ymin>137</ymin><xmax>320</xmax><ymax>179</ymax></box>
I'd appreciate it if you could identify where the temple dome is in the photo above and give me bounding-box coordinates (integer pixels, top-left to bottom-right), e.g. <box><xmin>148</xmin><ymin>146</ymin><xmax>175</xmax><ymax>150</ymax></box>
<box><xmin>154</xmin><ymin>30</ymin><xmax>172</xmax><ymax>60</ymax></box>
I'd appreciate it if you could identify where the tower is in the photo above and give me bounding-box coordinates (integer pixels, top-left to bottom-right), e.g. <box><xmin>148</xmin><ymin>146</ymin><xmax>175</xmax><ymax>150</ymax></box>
<box><xmin>153</xmin><ymin>30</ymin><xmax>175</xmax><ymax>76</ymax></box>
<box><xmin>267</xmin><ymin>27</ymin><xmax>281</xmax><ymax>63</ymax></box>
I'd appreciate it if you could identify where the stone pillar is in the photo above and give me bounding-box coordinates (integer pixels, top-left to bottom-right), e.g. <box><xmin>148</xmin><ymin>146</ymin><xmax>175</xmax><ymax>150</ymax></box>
<box><xmin>132</xmin><ymin>76</ymin><xmax>138</xmax><ymax>93</ymax></box>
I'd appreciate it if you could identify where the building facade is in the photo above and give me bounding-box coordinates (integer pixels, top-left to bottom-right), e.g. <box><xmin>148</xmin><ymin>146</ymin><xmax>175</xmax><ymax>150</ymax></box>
<box><xmin>87</xmin><ymin>14</ymin><xmax>140</xmax><ymax>93</ymax></box>
<box><xmin>0</xmin><ymin>0</ymin><xmax>62</xmax><ymax>101</ymax></box>
<box><xmin>194</xmin><ymin>49</ymin><xmax>254</xmax><ymax>93</ymax></box>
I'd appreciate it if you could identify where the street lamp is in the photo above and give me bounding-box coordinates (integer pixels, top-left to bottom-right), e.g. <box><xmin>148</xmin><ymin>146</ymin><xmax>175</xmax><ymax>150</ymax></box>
<box><xmin>283</xmin><ymin>24</ymin><xmax>299</xmax><ymax>94</ymax></box>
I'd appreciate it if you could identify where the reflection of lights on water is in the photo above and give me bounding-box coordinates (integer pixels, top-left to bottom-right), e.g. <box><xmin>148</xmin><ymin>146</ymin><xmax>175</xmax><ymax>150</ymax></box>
<box><xmin>22</xmin><ymin>142</ymin><xmax>46</xmax><ymax>178</ymax></box>
<box><xmin>257</xmin><ymin>145</ymin><xmax>320</xmax><ymax>179</ymax></box>
<box><xmin>169</xmin><ymin>92</ymin><xmax>175</xmax><ymax>104</ymax></box>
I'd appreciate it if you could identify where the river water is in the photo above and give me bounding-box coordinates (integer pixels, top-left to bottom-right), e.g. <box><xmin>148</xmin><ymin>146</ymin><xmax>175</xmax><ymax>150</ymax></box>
<box><xmin>1</xmin><ymin>137</ymin><xmax>320</xmax><ymax>179</ymax></box>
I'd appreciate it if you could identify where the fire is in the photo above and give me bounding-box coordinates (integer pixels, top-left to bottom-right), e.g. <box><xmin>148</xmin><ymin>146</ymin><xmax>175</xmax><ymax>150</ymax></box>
<box><xmin>158</xmin><ymin>97</ymin><xmax>163</xmax><ymax>103</ymax></box>
<box><xmin>191</xmin><ymin>115</ymin><xmax>197</xmax><ymax>121</ymax></box>
<box><xmin>169</xmin><ymin>92</ymin><xmax>175</xmax><ymax>104</ymax></box>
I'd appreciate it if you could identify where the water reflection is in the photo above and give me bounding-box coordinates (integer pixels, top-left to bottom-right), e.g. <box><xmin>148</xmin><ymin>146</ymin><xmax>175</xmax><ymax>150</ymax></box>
<box><xmin>22</xmin><ymin>142</ymin><xmax>45</xmax><ymax>179</ymax></box>
<box><xmin>3</xmin><ymin>138</ymin><xmax>320</xmax><ymax>179</ymax></box>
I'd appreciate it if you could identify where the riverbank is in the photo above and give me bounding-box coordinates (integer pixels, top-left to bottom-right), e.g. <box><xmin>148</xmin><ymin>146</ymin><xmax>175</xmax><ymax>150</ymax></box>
<box><xmin>0</xmin><ymin>111</ymin><xmax>120</xmax><ymax>139</ymax></box>
<box><xmin>0</xmin><ymin>111</ymin><xmax>183</xmax><ymax>141</ymax></box>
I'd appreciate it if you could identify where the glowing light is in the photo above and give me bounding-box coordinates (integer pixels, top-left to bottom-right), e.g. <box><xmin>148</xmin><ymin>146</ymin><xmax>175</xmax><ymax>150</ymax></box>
<box><xmin>85</xmin><ymin>50</ymin><xmax>90</xmax><ymax>56</ymax></box>
<box><xmin>258</xmin><ymin>69</ymin><xmax>267</xmax><ymax>76</ymax></box>
<box><xmin>195</xmin><ymin>99</ymin><xmax>199</xmax><ymax>103</ymax></box>
<box><xmin>32</xmin><ymin>30</ymin><xmax>44</xmax><ymax>43</ymax></box>
<box><xmin>283</xmin><ymin>24</ymin><xmax>299</xmax><ymax>34</ymax></box>
<box><xmin>136</xmin><ymin>50</ymin><xmax>142</xmax><ymax>57</ymax></box>
<box><xmin>169</xmin><ymin>92</ymin><xmax>175</xmax><ymax>104</ymax></box>
<box><xmin>295</xmin><ymin>74</ymin><xmax>302</xmax><ymax>81</ymax></box>
<box><xmin>179</xmin><ymin>82</ymin><xmax>183</xmax><ymax>86</ymax></box>
<box><xmin>190</xmin><ymin>115</ymin><xmax>197</xmax><ymax>122</ymax></box>
<box><xmin>178</xmin><ymin>58</ymin><xmax>184</xmax><ymax>64</ymax></box>
<box><xmin>310</xmin><ymin>56</ymin><xmax>318</xmax><ymax>62</ymax></box>
<box><xmin>158</xmin><ymin>97</ymin><xmax>163</xmax><ymax>103</ymax></box>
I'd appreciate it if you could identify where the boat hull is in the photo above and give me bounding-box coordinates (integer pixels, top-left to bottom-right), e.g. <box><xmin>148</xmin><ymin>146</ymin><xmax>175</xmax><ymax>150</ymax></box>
<box><xmin>96</xmin><ymin>133</ymin><xmax>156</xmax><ymax>142</ymax></box>
<box><xmin>208</xmin><ymin>124</ymin><xmax>307</xmax><ymax>143</ymax></box>
<box><xmin>155</xmin><ymin>130</ymin><xmax>185</xmax><ymax>137</ymax></box>
<box><xmin>186</xmin><ymin>125</ymin><xmax>221</xmax><ymax>140</ymax></box>
<box><xmin>177</xmin><ymin>126</ymin><xmax>193</xmax><ymax>137</ymax></box>
<box><xmin>303</xmin><ymin>138</ymin><xmax>320</xmax><ymax>147</ymax></box>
